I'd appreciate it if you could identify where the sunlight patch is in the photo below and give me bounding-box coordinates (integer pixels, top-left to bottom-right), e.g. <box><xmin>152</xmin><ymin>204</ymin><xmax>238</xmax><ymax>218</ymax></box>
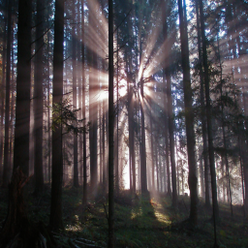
<box><xmin>65</xmin><ymin>215</ymin><xmax>83</xmax><ymax>232</ymax></box>
<box><xmin>131</xmin><ymin>207</ymin><xmax>143</xmax><ymax>219</ymax></box>
<box><xmin>65</xmin><ymin>224</ymin><xmax>83</xmax><ymax>232</ymax></box>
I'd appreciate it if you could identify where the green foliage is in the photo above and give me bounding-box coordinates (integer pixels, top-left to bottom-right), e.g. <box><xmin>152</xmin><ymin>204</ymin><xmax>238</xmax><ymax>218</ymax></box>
<box><xmin>51</xmin><ymin>98</ymin><xmax>90</xmax><ymax>135</ymax></box>
<box><xmin>1</xmin><ymin>187</ymin><xmax>248</xmax><ymax>247</ymax></box>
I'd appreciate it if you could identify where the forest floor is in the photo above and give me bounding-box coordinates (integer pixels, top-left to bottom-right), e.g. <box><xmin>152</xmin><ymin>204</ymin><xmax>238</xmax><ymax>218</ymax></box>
<box><xmin>0</xmin><ymin>184</ymin><xmax>248</xmax><ymax>248</ymax></box>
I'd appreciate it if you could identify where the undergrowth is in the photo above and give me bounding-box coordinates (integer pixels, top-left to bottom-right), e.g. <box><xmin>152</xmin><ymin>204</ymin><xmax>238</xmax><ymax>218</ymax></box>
<box><xmin>0</xmin><ymin>184</ymin><xmax>248</xmax><ymax>247</ymax></box>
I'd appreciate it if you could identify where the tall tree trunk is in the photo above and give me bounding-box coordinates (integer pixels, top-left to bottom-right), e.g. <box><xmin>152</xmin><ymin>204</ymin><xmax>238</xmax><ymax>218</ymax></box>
<box><xmin>88</xmin><ymin>1</ymin><xmax>98</xmax><ymax>194</ymax></box>
<box><xmin>149</xmin><ymin>110</ymin><xmax>155</xmax><ymax>191</ymax></box>
<box><xmin>108</xmin><ymin>0</ymin><xmax>114</xmax><ymax>246</ymax></box>
<box><xmin>13</xmin><ymin>0</ymin><xmax>32</xmax><ymax>176</ymax></box>
<box><xmin>3</xmin><ymin>0</ymin><xmax>12</xmax><ymax>187</ymax></box>
<box><xmin>221</xmin><ymin>91</ymin><xmax>233</xmax><ymax>215</ymax></box>
<box><xmin>0</xmin><ymin>5</ymin><xmax>7</xmax><ymax>182</ymax></box>
<box><xmin>199</xmin><ymin>0</ymin><xmax>219</xmax><ymax>222</ymax></box>
<box><xmin>163</xmin><ymin>0</ymin><xmax>176</xmax><ymax>204</ymax></box>
<box><xmin>140</xmin><ymin>78</ymin><xmax>147</xmax><ymax>194</ymax></box>
<box><xmin>178</xmin><ymin>0</ymin><xmax>198</xmax><ymax>226</ymax></box>
<box><xmin>50</xmin><ymin>0</ymin><xmax>65</xmax><ymax>231</ymax></box>
<box><xmin>199</xmin><ymin>0</ymin><xmax>219</xmax><ymax>244</ymax></box>
<box><xmin>195</xmin><ymin>0</ymin><xmax>210</xmax><ymax>208</ymax></box>
<box><xmin>47</xmin><ymin>32</ymin><xmax>51</xmax><ymax>185</ymax></box>
<box><xmin>81</xmin><ymin>0</ymin><xmax>87</xmax><ymax>205</ymax></box>
<box><xmin>128</xmin><ymin>83</ymin><xmax>136</xmax><ymax>193</ymax></box>
<box><xmin>116</xmin><ymin>29</ymin><xmax>119</xmax><ymax>195</ymax></box>
<box><xmin>33</xmin><ymin>0</ymin><xmax>44</xmax><ymax>194</ymax></box>
<box><xmin>72</xmin><ymin>2</ymin><xmax>79</xmax><ymax>188</ymax></box>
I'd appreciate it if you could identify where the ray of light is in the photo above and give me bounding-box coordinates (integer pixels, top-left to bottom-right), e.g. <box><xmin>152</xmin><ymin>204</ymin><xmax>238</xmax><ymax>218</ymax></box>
<box><xmin>86</xmin><ymin>0</ymin><xmax>108</xmax><ymax>59</ymax></box>
<box><xmin>138</xmin><ymin>2</ymin><xmax>164</xmax><ymax>83</ymax></box>
<box><xmin>144</xmin><ymin>35</ymin><xmax>175</xmax><ymax>78</ymax></box>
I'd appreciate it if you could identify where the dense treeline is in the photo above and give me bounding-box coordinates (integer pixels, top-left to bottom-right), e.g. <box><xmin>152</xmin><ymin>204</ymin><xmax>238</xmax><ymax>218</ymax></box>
<box><xmin>0</xmin><ymin>0</ymin><xmax>248</xmax><ymax>246</ymax></box>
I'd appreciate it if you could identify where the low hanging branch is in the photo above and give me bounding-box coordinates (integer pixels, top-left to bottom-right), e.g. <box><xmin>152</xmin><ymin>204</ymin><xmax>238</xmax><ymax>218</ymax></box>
<box><xmin>52</xmin><ymin>98</ymin><xmax>90</xmax><ymax>135</ymax></box>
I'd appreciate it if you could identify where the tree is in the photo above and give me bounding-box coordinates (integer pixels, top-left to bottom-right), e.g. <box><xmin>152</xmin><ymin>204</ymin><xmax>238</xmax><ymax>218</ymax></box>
<box><xmin>82</xmin><ymin>0</ymin><xmax>87</xmax><ymax>206</ymax></box>
<box><xmin>50</xmin><ymin>0</ymin><xmax>65</xmax><ymax>231</ymax></box>
<box><xmin>195</xmin><ymin>0</ymin><xmax>210</xmax><ymax>208</ymax></box>
<box><xmin>198</xmin><ymin>0</ymin><xmax>219</xmax><ymax>226</ymax></box>
<box><xmin>13</xmin><ymin>0</ymin><xmax>32</xmax><ymax>176</ymax></box>
<box><xmin>33</xmin><ymin>0</ymin><xmax>45</xmax><ymax>194</ymax></box>
<box><xmin>140</xmin><ymin>76</ymin><xmax>148</xmax><ymax>194</ymax></box>
<box><xmin>178</xmin><ymin>0</ymin><xmax>198</xmax><ymax>226</ymax></box>
<box><xmin>72</xmin><ymin>0</ymin><xmax>79</xmax><ymax>188</ymax></box>
<box><xmin>88</xmin><ymin>1</ymin><xmax>98</xmax><ymax>194</ymax></box>
<box><xmin>108</xmin><ymin>0</ymin><xmax>114</xmax><ymax>247</ymax></box>
<box><xmin>163</xmin><ymin>0</ymin><xmax>177</xmax><ymax>206</ymax></box>
<box><xmin>3</xmin><ymin>0</ymin><xmax>12</xmax><ymax>187</ymax></box>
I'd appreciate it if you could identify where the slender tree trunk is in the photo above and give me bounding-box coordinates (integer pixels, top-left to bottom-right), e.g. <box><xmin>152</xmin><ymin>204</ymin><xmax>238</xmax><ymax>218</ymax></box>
<box><xmin>33</xmin><ymin>0</ymin><xmax>44</xmax><ymax>193</ymax></box>
<box><xmin>47</xmin><ymin>35</ymin><xmax>51</xmax><ymax>185</ymax></box>
<box><xmin>221</xmin><ymin>97</ymin><xmax>233</xmax><ymax>215</ymax></box>
<box><xmin>3</xmin><ymin>0</ymin><xmax>12</xmax><ymax>187</ymax></box>
<box><xmin>108</xmin><ymin>0</ymin><xmax>114</xmax><ymax>246</ymax></box>
<box><xmin>163</xmin><ymin>85</ymin><xmax>171</xmax><ymax>195</ymax></box>
<box><xmin>87</xmin><ymin>1</ymin><xmax>98</xmax><ymax>194</ymax></box>
<box><xmin>199</xmin><ymin>0</ymin><xmax>219</xmax><ymax>245</ymax></box>
<box><xmin>195</xmin><ymin>0</ymin><xmax>210</xmax><ymax>208</ymax></box>
<box><xmin>178</xmin><ymin>0</ymin><xmax>198</xmax><ymax>226</ymax></box>
<box><xmin>162</xmin><ymin>0</ymin><xmax>176</xmax><ymax>204</ymax></box>
<box><xmin>13</xmin><ymin>0</ymin><xmax>32</xmax><ymax>176</ymax></box>
<box><xmin>116</xmin><ymin>29</ymin><xmax>119</xmax><ymax>195</ymax></box>
<box><xmin>72</xmin><ymin>2</ymin><xmax>79</xmax><ymax>188</ymax></box>
<box><xmin>128</xmin><ymin>83</ymin><xmax>136</xmax><ymax>193</ymax></box>
<box><xmin>81</xmin><ymin>0</ymin><xmax>87</xmax><ymax>205</ymax></box>
<box><xmin>140</xmin><ymin>77</ymin><xmax>147</xmax><ymax>194</ymax></box>
<box><xmin>50</xmin><ymin>0</ymin><xmax>65</xmax><ymax>231</ymax></box>
<box><xmin>199</xmin><ymin>0</ymin><xmax>219</xmax><ymax>222</ymax></box>
<box><xmin>149</xmin><ymin>110</ymin><xmax>155</xmax><ymax>191</ymax></box>
<box><xmin>0</xmin><ymin>6</ymin><xmax>7</xmax><ymax>181</ymax></box>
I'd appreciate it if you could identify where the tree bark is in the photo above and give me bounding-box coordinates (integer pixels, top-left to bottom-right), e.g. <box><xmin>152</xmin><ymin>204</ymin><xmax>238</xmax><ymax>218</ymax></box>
<box><xmin>13</xmin><ymin>0</ymin><xmax>32</xmax><ymax>176</ymax></box>
<box><xmin>3</xmin><ymin>0</ymin><xmax>12</xmax><ymax>187</ymax></box>
<box><xmin>178</xmin><ymin>0</ymin><xmax>198</xmax><ymax>226</ymax></box>
<box><xmin>108</xmin><ymin>0</ymin><xmax>114</xmax><ymax>246</ymax></box>
<box><xmin>72</xmin><ymin>0</ymin><xmax>79</xmax><ymax>188</ymax></box>
<box><xmin>199</xmin><ymin>0</ymin><xmax>219</xmax><ymax>221</ymax></box>
<box><xmin>33</xmin><ymin>0</ymin><xmax>44</xmax><ymax>194</ymax></box>
<box><xmin>50</xmin><ymin>0</ymin><xmax>65</xmax><ymax>231</ymax></box>
<box><xmin>195</xmin><ymin>0</ymin><xmax>210</xmax><ymax>208</ymax></box>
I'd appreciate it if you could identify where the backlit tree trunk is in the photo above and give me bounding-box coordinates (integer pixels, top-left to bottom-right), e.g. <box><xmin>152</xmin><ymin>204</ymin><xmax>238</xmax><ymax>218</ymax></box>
<box><xmin>50</xmin><ymin>0</ymin><xmax>65</xmax><ymax>231</ymax></box>
<box><xmin>178</xmin><ymin>0</ymin><xmax>198</xmax><ymax>225</ymax></box>
<box><xmin>3</xmin><ymin>0</ymin><xmax>12</xmax><ymax>187</ymax></box>
<box><xmin>108</xmin><ymin>0</ymin><xmax>114</xmax><ymax>246</ymax></box>
<box><xmin>33</xmin><ymin>0</ymin><xmax>44</xmax><ymax>193</ymax></box>
<box><xmin>13</xmin><ymin>0</ymin><xmax>32</xmax><ymax>176</ymax></box>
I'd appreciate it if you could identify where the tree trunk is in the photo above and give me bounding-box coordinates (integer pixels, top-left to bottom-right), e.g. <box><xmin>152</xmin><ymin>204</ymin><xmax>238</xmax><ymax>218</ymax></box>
<box><xmin>178</xmin><ymin>0</ymin><xmax>198</xmax><ymax>226</ymax></box>
<box><xmin>13</xmin><ymin>0</ymin><xmax>32</xmax><ymax>176</ymax></box>
<box><xmin>199</xmin><ymin>0</ymin><xmax>219</xmax><ymax>222</ymax></box>
<box><xmin>140</xmin><ymin>78</ymin><xmax>148</xmax><ymax>194</ymax></box>
<box><xmin>3</xmin><ymin>0</ymin><xmax>12</xmax><ymax>187</ymax></box>
<box><xmin>149</xmin><ymin>110</ymin><xmax>155</xmax><ymax>191</ymax></box>
<box><xmin>72</xmin><ymin>1</ymin><xmax>79</xmax><ymax>188</ymax></box>
<box><xmin>87</xmin><ymin>1</ymin><xmax>98</xmax><ymax>194</ymax></box>
<box><xmin>33</xmin><ymin>0</ymin><xmax>44</xmax><ymax>194</ymax></box>
<box><xmin>195</xmin><ymin>0</ymin><xmax>210</xmax><ymax>209</ymax></box>
<box><xmin>162</xmin><ymin>0</ymin><xmax>176</xmax><ymax>204</ymax></box>
<box><xmin>0</xmin><ymin>5</ymin><xmax>8</xmax><ymax>182</ymax></box>
<box><xmin>50</xmin><ymin>0</ymin><xmax>65</xmax><ymax>231</ymax></box>
<box><xmin>108</xmin><ymin>0</ymin><xmax>114</xmax><ymax>246</ymax></box>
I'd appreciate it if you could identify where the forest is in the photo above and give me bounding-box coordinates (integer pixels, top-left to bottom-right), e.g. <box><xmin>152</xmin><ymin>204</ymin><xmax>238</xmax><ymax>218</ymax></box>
<box><xmin>0</xmin><ymin>0</ymin><xmax>248</xmax><ymax>247</ymax></box>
